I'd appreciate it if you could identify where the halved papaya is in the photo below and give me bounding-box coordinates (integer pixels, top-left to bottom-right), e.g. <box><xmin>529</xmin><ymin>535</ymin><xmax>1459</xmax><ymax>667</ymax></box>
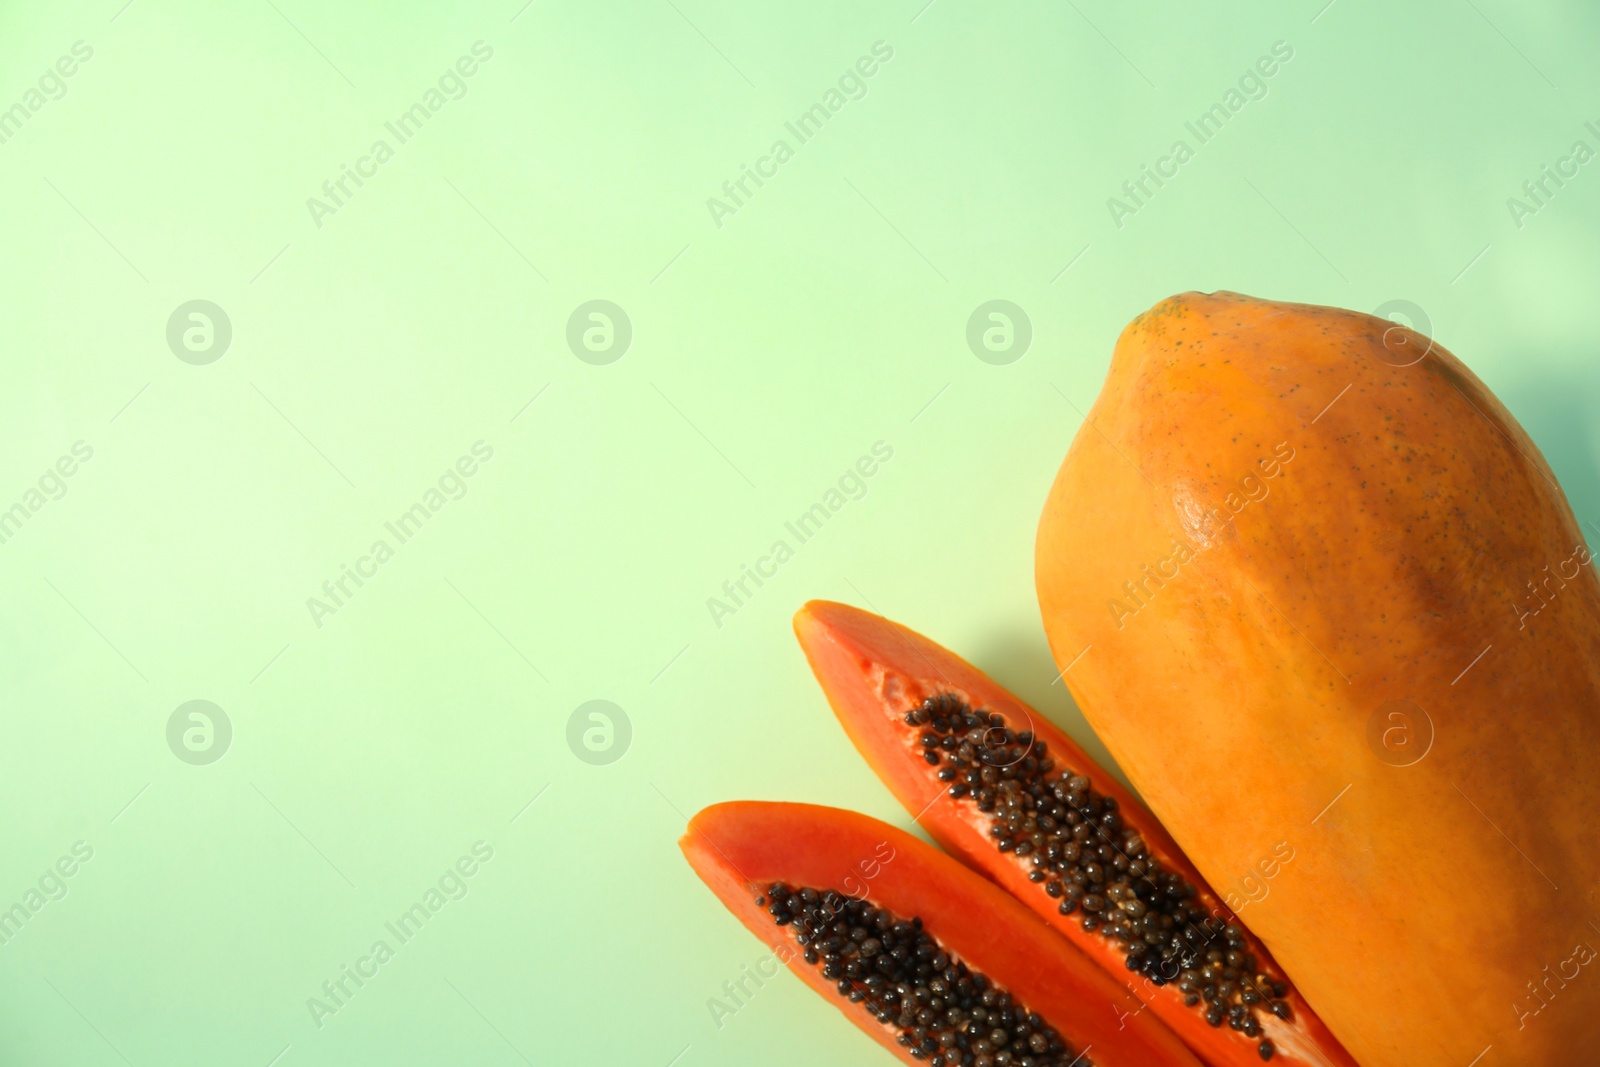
<box><xmin>794</xmin><ymin>601</ymin><xmax>1356</xmax><ymax>1067</ymax></box>
<box><xmin>682</xmin><ymin>800</ymin><xmax>1206</xmax><ymax>1067</ymax></box>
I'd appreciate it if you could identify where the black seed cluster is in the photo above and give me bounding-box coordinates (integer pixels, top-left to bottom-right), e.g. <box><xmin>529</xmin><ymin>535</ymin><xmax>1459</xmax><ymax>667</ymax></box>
<box><xmin>907</xmin><ymin>693</ymin><xmax>1290</xmax><ymax>1059</ymax></box>
<box><xmin>762</xmin><ymin>883</ymin><xmax>1088</xmax><ymax>1067</ymax></box>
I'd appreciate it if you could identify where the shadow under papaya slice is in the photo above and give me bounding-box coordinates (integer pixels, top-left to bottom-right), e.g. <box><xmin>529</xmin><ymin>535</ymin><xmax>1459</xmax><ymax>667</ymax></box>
<box><xmin>681</xmin><ymin>801</ymin><xmax>1205</xmax><ymax>1067</ymax></box>
<box><xmin>793</xmin><ymin>601</ymin><xmax>1357</xmax><ymax>1067</ymax></box>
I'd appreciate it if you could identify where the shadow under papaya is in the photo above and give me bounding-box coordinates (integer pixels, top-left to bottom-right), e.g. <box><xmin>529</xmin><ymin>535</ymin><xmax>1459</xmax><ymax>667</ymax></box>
<box><xmin>1500</xmin><ymin>371</ymin><xmax>1600</xmax><ymax>548</ymax></box>
<box><xmin>967</xmin><ymin>622</ymin><xmax>1138</xmax><ymax>796</ymax></box>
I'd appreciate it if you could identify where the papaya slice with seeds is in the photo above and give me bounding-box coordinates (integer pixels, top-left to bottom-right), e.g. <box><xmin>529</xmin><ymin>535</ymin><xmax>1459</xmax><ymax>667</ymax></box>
<box><xmin>794</xmin><ymin>600</ymin><xmax>1356</xmax><ymax>1067</ymax></box>
<box><xmin>681</xmin><ymin>800</ymin><xmax>1206</xmax><ymax>1067</ymax></box>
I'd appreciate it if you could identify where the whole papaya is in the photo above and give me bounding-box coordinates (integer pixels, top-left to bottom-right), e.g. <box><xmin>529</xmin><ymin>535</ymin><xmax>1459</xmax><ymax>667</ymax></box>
<box><xmin>1036</xmin><ymin>291</ymin><xmax>1600</xmax><ymax>1066</ymax></box>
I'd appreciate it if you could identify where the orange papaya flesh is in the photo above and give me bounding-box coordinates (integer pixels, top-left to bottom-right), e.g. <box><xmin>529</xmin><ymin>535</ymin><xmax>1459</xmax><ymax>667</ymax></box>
<box><xmin>794</xmin><ymin>601</ymin><xmax>1356</xmax><ymax>1067</ymax></box>
<box><xmin>1034</xmin><ymin>291</ymin><xmax>1600</xmax><ymax>1067</ymax></box>
<box><xmin>681</xmin><ymin>800</ymin><xmax>1207</xmax><ymax>1067</ymax></box>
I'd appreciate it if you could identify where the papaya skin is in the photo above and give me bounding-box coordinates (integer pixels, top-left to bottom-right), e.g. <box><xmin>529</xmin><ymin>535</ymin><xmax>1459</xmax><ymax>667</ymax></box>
<box><xmin>795</xmin><ymin>600</ymin><xmax>1358</xmax><ymax>1067</ymax></box>
<box><xmin>681</xmin><ymin>801</ymin><xmax>1207</xmax><ymax>1067</ymax></box>
<box><xmin>1036</xmin><ymin>291</ymin><xmax>1600</xmax><ymax>1067</ymax></box>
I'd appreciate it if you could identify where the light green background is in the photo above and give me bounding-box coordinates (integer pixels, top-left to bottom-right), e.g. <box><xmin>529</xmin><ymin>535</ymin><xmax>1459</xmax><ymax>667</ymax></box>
<box><xmin>1</xmin><ymin>0</ymin><xmax>1596</xmax><ymax>1064</ymax></box>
